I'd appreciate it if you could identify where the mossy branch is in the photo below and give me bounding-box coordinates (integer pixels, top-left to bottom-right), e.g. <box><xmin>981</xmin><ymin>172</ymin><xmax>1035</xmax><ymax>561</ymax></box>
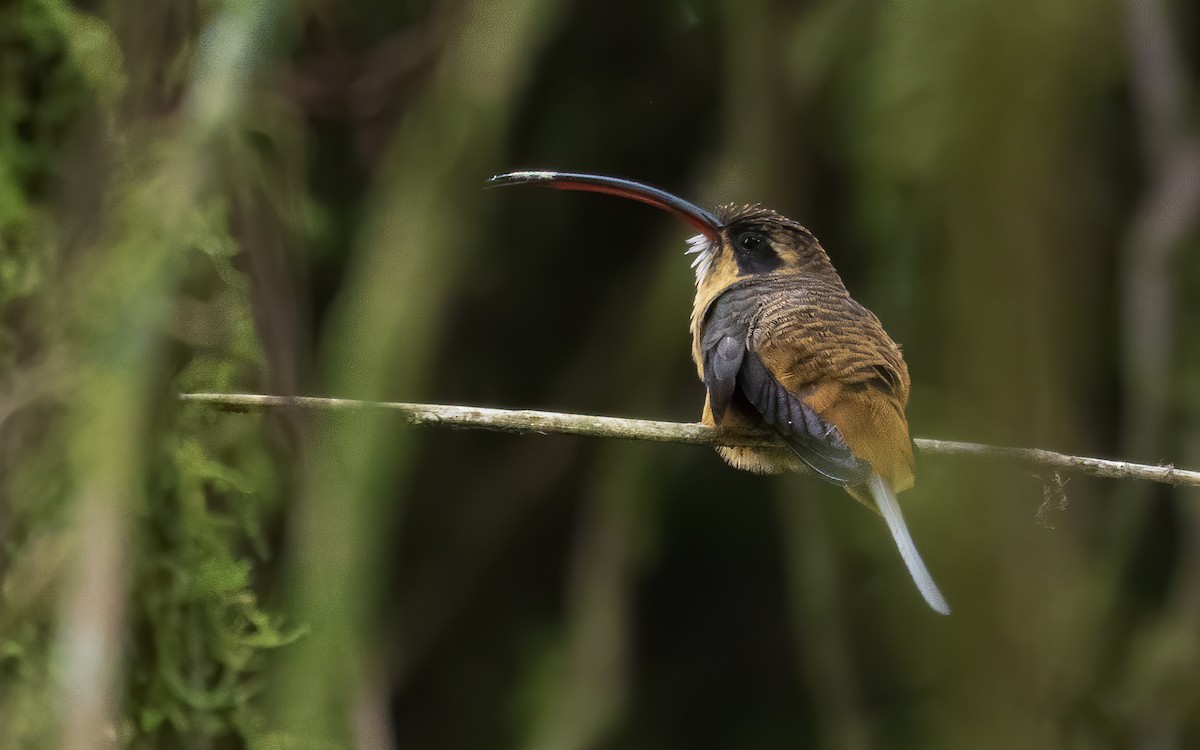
<box><xmin>179</xmin><ymin>393</ymin><xmax>1200</xmax><ymax>488</ymax></box>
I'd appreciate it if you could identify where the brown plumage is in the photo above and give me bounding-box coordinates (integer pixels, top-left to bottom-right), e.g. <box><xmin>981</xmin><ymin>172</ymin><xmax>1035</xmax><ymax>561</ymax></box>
<box><xmin>690</xmin><ymin>206</ymin><xmax>913</xmax><ymax>489</ymax></box>
<box><xmin>487</xmin><ymin>172</ymin><xmax>949</xmax><ymax>615</ymax></box>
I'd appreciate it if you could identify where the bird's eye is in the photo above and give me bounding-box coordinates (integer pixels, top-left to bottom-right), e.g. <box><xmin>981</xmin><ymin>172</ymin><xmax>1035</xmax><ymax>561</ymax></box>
<box><xmin>737</xmin><ymin>231</ymin><xmax>765</xmax><ymax>252</ymax></box>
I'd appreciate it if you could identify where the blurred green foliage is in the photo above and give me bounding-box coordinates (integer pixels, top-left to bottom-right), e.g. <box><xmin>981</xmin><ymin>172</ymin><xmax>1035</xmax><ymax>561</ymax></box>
<box><xmin>2</xmin><ymin>1</ymin><xmax>298</xmax><ymax>746</ymax></box>
<box><xmin>1</xmin><ymin>0</ymin><xmax>1199</xmax><ymax>748</ymax></box>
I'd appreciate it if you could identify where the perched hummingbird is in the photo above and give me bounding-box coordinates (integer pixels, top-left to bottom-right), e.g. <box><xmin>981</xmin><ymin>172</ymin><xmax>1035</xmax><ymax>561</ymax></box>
<box><xmin>487</xmin><ymin>170</ymin><xmax>949</xmax><ymax>615</ymax></box>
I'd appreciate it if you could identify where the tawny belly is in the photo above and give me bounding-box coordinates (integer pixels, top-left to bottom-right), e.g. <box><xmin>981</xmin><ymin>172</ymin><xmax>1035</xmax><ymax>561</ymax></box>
<box><xmin>702</xmin><ymin>394</ymin><xmax>808</xmax><ymax>475</ymax></box>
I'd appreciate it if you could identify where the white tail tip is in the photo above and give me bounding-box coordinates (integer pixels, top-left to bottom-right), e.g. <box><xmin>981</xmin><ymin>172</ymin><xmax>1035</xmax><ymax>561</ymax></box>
<box><xmin>868</xmin><ymin>473</ymin><xmax>951</xmax><ymax>615</ymax></box>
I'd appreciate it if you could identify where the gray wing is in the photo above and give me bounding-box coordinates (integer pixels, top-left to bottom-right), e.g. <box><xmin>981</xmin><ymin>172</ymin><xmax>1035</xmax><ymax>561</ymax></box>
<box><xmin>699</xmin><ymin>282</ymin><xmax>871</xmax><ymax>485</ymax></box>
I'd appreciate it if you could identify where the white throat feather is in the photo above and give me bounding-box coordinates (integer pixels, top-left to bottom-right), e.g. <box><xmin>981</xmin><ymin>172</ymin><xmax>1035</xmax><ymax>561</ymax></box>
<box><xmin>685</xmin><ymin>234</ymin><xmax>715</xmax><ymax>286</ymax></box>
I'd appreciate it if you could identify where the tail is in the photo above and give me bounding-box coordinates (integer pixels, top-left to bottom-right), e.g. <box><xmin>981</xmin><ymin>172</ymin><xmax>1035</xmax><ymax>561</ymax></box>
<box><xmin>866</xmin><ymin>472</ymin><xmax>951</xmax><ymax>615</ymax></box>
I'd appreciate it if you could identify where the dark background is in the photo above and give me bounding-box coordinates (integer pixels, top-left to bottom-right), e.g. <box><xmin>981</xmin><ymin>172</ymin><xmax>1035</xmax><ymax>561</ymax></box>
<box><xmin>1</xmin><ymin>0</ymin><xmax>1199</xmax><ymax>748</ymax></box>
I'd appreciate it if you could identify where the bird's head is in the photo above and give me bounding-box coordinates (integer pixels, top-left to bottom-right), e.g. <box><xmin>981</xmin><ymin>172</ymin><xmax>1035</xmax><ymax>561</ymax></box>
<box><xmin>486</xmin><ymin>171</ymin><xmax>837</xmax><ymax>288</ymax></box>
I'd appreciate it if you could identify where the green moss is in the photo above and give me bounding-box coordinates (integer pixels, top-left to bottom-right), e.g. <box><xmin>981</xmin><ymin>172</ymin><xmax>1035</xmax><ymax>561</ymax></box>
<box><xmin>0</xmin><ymin>3</ymin><xmax>299</xmax><ymax>746</ymax></box>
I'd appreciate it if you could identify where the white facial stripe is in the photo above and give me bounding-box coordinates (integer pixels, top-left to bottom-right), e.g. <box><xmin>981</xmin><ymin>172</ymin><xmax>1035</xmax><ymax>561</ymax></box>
<box><xmin>685</xmin><ymin>233</ymin><xmax>714</xmax><ymax>286</ymax></box>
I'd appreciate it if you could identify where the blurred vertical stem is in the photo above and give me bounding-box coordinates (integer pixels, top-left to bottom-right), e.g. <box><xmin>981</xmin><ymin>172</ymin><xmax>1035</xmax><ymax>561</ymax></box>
<box><xmin>1110</xmin><ymin>0</ymin><xmax>1200</xmax><ymax>741</ymax></box>
<box><xmin>776</xmin><ymin>494</ymin><xmax>871</xmax><ymax>750</ymax></box>
<box><xmin>54</xmin><ymin>2</ymin><xmax>285</xmax><ymax>748</ymax></box>
<box><xmin>269</xmin><ymin>0</ymin><xmax>563</xmax><ymax>745</ymax></box>
<box><xmin>521</xmin><ymin>447</ymin><xmax>642</xmax><ymax>750</ymax></box>
<box><xmin>1119</xmin><ymin>0</ymin><xmax>1199</xmax><ymax>476</ymax></box>
<box><xmin>706</xmin><ymin>0</ymin><xmax>787</xmax><ymax>200</ymax></box>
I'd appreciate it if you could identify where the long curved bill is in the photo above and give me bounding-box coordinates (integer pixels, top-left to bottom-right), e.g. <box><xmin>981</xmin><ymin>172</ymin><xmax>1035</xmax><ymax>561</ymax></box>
<box><xmin>487</xmin><ymin>171</ymin><xmax>722</xmax><ymax>240</ymax></box>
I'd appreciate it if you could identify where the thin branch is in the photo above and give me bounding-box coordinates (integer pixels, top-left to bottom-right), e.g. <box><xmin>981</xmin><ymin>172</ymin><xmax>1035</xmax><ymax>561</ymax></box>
<box><xmin>179</xmin><ymin>393</ymin><xmax>1200</xmax><ymax>489</ymax></box>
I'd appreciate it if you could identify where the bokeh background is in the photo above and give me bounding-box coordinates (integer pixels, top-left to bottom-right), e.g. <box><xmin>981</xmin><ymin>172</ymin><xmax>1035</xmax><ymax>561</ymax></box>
<box><xmin>2</xmin><ymin>0</ymin><xmax>1199</xmax><ymax>747</ymax></box>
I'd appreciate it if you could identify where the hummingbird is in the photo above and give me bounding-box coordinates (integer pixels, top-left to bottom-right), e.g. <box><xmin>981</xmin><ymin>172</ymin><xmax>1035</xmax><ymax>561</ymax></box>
<box><xmin>486</xmin><ymin>170</ymin><xmax>949</xmax><ymax>615</ymax></box>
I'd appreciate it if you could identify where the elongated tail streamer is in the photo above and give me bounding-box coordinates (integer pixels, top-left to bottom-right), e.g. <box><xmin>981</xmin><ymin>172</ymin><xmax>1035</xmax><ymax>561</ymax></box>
<box><xmin>868</xmin><ymin>472</ymin><xmax>951</xmax><ymax>615</ymax></box>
